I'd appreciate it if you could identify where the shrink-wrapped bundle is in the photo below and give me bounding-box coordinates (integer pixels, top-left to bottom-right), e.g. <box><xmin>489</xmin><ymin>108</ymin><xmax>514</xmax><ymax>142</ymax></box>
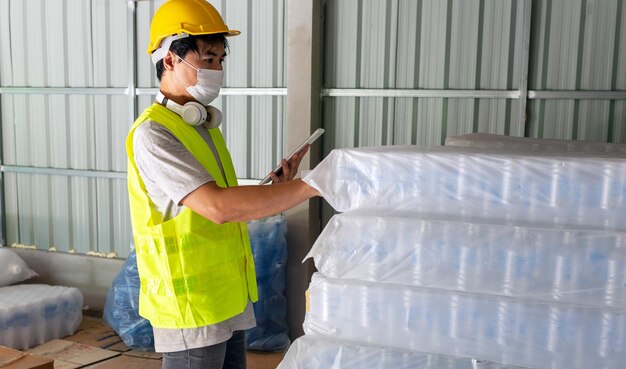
<box><xmin>304</xmin><ymin>273</ymin><xmax>626</xmax><ymax>369</ymax></box>
<box><xmin>306</xmin><ymin>213</ymin><xmax>626</xmax><ymax>307</ymax></box>
<box><xmin>0</xmin><ymin>284</ymin><xmax>83</xmax><ymax>349</ymax></box>
<box><xmin>302</xmin><ymin>146</ymin><xmax>626</xmax><ymax>231</ymax></box>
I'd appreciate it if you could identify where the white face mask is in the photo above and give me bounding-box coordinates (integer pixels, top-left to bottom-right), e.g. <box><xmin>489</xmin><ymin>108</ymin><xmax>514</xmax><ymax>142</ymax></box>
<box><xmin>174</xmin><ymin>55</ymin><xmax>223</xmax><ymax>106</ymax></box>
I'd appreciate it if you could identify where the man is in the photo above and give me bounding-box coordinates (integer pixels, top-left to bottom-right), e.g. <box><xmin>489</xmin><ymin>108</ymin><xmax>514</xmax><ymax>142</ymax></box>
<box><xmin>125</xmin><ymin>1</ymin><xmax>320</xmax><ymax>368</ymax></box>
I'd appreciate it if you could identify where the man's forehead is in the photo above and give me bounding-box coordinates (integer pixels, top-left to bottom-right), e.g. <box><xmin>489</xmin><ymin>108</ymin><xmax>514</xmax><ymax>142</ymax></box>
<box><xmin>197</xmin><ymin>40</ymin><xmax>226</xmax><ymax>56</ymax></box>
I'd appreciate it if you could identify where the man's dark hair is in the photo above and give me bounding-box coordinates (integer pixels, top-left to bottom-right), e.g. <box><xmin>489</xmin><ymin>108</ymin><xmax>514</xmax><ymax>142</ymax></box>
<box><xmin>155</xmin><ymin>34</ymin><xmax>228</xmax><ymax>81</ymax></box>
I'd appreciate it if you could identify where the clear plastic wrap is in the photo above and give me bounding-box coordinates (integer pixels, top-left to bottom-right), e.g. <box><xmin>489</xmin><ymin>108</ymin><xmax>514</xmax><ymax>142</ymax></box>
<box><xmin>302</xmin><ymin>146</ymin><xmax>626</xmax><ymax>231</ymax></box>
<box><xmin>277</xmin><ymin>335</ymin><xmax>529</xmax><ymax>369</ymax></box>
<box><xmin>306</xmin><ymin>213</ymin><xmax>626</xmax><ymax>307</ymax></box>
<box><xmin>103</xmin><ymin>250</ymin><xmax>154</xmax><ymax>351</ymax></box>
<box><xmin>0</xmin><ymin>284</ymin><xmax>83</xmax><ymax>349</ymax></box>
<box><xmin>304</xmin><ymin>273</ymin><xmax>626</xmax><ymax>369</ymax></box>
<box><xmin>246</xmin><ymin>215</ymin><xmax>290</xmax><ymax>351</ymax></box>
<box><xmin>445</xmin><ymin>133</ymin><xmax>626</xmax><ymax>155</ymax></box>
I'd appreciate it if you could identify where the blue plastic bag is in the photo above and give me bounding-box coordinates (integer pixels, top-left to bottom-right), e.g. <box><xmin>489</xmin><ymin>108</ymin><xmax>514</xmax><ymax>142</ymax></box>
<box><xmin>245</xmin><ymin>215</ymin><xmax>290</xmax><ymax>351</ymax></box>
<box><xmin>103</xmin><ymin>250</ymin><xmax>155</xmax><ymax>351</ymax></box>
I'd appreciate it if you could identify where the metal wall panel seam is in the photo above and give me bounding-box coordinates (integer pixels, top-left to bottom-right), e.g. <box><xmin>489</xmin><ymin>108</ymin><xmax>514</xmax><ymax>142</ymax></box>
<box><xmin>504</xmin><ymin>0</ymin><xmax>519</xmax><ymax>136</ymax></box>
<box><xmin>1</xmin><ymin>165</ymin><xmax>127</xmax><ymax>179</ymax></box>
<box><xmin>533</xmin><ymin>0</ymin><xmax>552</xmax><ymax>137</ymax></box>
<box><xmin>354</xmin><ymin>0</ymin><xmax>363</xmax><ymax>147</ymax></box>
<box><xmin>412</xmin><ymin>0</ymin><xmax>423</xmax><ymax>145</ymax></box>
<box><xmin>608</xmin><ymin>0</ymin><xmax>624</xmax><ymax>142</ymax></box>
<box><xmin>0</xmin><ymin>82</ymin><xmax>4</xmax><ymax>246</ymax></box>
<box><xmin>323</xmin><ymin>89</ymin><xmax>626</xmax><ymax>100</ymax></box>
<box><xmin>571</xmin><ymin>0</ymin><xmax>588</xmax><ymax>140</ymax></box>
<box><xmin>0</xmin><ymin>163</ymin><xmax>266</xmax><ymax>182</ymax></box>
<box><xmin>245</xmin><ymin>0</ymin><xmax>252</xmax><ymax>177</ymax></box>
<box><xmin>323</xmin><ymin>89</ymin><xmax>521</xmax><ymax>98</ymax></box>
<box><xmin>0</xmin><ymin>87</ymin><xmax>128</xmax><ymax>94</ymax></box>
<box><xmin>440</xmin><ymin>0</ymin><xmax>453</xmax><ymax>144</ymax></box>
<box><xmin>529</xmin><ymin>91</ymin><xmax>626</xmax><ymax>100</ymax></box>
<box><xmin>473</xmin><ymin>0</ymin><xmax>485</xmax><ymax>133</ymax></box>
<box><xmin>135</xmin><ymin>87</ymin><xmax>287</xmax><ymax>95</ymax></box>
<box><xmin>518</xmin><ymin>0</ymin><xmax>532</xmax><ymax>137</ymax></box>
<box><xmin>128</xmin><ymin>0</ymin><xmax>138</xmax><ymax>124</ymax></box>
<box><xmin>0</xmin><ymin>87</ymin><xmax>288</xmax><ymax>96</ymax></box>
<box><xmin>0</xmin><ymin>0</ymin><xmax>7</xmax><ymax>247</ymax></box>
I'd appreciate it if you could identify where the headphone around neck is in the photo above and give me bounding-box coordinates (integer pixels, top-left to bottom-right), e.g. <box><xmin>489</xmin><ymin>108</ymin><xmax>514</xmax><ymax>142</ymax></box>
<box><xmin>156</xmin><ymin>91</ymin><xmax>222</xmax><ymax>129</ymax></box>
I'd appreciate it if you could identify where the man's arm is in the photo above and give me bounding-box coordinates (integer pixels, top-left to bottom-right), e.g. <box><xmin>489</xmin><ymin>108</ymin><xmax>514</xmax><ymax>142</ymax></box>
<box><xmin>181</xmin><ymin>179</ymin><xmax>318</xmax><ymax>224</ymax></box>
<box><xmin>182</xmin><ymin>142</ymin><xmax>318</xmax><ymax>223</ymax></box>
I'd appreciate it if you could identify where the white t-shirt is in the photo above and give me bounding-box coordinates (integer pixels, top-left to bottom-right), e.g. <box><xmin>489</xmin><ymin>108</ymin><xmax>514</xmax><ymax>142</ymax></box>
<box><xmin>133</xmin><ymin>120</ymin><xmax>256</xmax><ymax>353</ymax></box>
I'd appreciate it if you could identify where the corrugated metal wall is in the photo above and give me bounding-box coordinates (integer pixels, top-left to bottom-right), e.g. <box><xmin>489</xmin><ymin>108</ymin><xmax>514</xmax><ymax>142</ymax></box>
<box><xmin>0</xmin><ymin>0</ymin><xmax>132</xmax><ymax>256</ymax></box>
<box><xmin>528</xmin><ymin>0</ymin><xmax>626</xmax><ymax>141</ymax></box>
<box><xmin>324</xmin><ymin>0</ymin><xmax>524</xmax><ymax>150</ymax></box>
<box><xmin>0</xmin><ymin>0</ymin><xmax>286</xmax><ymax>257</ymax></box>
<box><xmin>323</xmin><ymin>0</ymin><xmax>625</xmax><ymax>153</ymax></box>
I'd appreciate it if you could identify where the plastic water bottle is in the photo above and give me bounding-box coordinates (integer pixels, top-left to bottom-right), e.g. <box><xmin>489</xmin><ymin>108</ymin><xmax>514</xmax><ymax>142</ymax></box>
<box><xmin>355</xmin><ymin>284</ymin><xmax>370</xmax><ymax>335</ymax></box>
<box><xmin>598</xmin><ymin>312</ymin><xmax>617</xmax><ymax>359</ymax></box>
<box><xmin>455</xmin><ymin>245</ymin><xmax>471</xmax><ymax>291</ymax></box>
<box><xmin>549</xmin><ymin>161</ymin><xmax>563</xmax><ymax>208</ymax></box>
<box><xmin>459</xmin><ymin>298</ymin><xmax>480</xmax><ymax>352</ymax></box>
<box><xmin>448</xmin><ymin>295</ymin><xmax>461</xmax><ymax>343</ymax></box>
<box><xmin>456</xmin><ymin>154</ymin><xmax>472</xmax><ymax>203</ymax></box>
<box><xmin>600</xmin><ymin>162</ymin><xmax>616</xmax><ymax>210</ymax></box>
<box><xmin>551</xmin><ymin>231</ymin><xmax>576</xmax><ymax>302</ymax></box>
<box><xmin>502</xmin><ymin>247</ymin><xmax>529</xmax><ymax>296</ymax></box>
<box><xmin>605</xmin><ymin>239</ymin><xmax>626</xmax><ymax>307</ymax></box>
<box><xmin>500</xmin><ymin>158</ymin><xmax>513</xmax><ymax>206</ymax></box>
<box><xmin>495</xmin><ymin>300</ymin><xmax>513</xmax><ymax>350</ymax></box>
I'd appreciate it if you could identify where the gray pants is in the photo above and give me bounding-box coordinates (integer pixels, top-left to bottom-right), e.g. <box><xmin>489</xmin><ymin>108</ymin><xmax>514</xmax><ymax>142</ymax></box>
<box><xmin>162</xmin><ymin>331</ymin><xmax>247</xmax><ymax>369</ymax></box>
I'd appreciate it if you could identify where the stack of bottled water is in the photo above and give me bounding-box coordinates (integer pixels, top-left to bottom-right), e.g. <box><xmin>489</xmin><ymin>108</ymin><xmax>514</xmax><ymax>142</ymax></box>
<box><xmin>307</xmin><ymin>214</ymin><xmax>626</xmax><ymax>308</ymax></box>
<box><xmin>277</xmin><ymin>135</ymin><xmax>626</xmax><ymax>369</ymax></box>
<box><xmin>0</xmin><ymin>284</ymin><xmax>83</xmax><ymax>350</ymax></box>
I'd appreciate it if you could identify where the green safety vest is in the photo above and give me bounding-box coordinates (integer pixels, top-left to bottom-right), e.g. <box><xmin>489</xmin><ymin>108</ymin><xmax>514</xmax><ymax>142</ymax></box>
<box><xmin>126</xmin><ymin>103</ymin><xmax>258</xmax><ymax>329</ymax></box>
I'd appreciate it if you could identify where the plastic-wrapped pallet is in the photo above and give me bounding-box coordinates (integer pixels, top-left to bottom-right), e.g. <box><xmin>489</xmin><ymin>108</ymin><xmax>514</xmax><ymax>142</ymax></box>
<box><xmin>0</xmin><ymin>284</ymin><xmax>83</xmax><ymax>350</ymax></box>
<box><xmin>277</xmin><ymin>335</ymin><xmax>529</xmax><ymax>369</ymax></box>
<box><xmin>302</xmin><ymin>146</ymin><xmax>626</xmax><ymax>231</ymax></box>
<box><xmin>303</xmin><ymin>273</ymin><xmax>626</xmax><ymax>369</ymax></box>
<box><xmin>446</xmin><ymin>133</ymin><xmax>626</xmax><ymax>155</ymax></box>
<box><xmin>306</xmin><ymin>213</ymin><xmax>626</xmax><ymax>308</ymax></box>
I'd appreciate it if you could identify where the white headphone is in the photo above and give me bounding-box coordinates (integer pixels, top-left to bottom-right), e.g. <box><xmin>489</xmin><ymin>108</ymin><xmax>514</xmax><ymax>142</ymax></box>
<box><xmin>156</xmin><ymin>91</ymin><xmax>222</xmax><ymax>128</ymax></box>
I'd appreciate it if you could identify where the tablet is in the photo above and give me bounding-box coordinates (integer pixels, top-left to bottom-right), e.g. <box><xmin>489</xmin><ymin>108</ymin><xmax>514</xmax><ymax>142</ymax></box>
<box><xmin>259</xmin><ymin>128</ymin><xmax>325</xmax><ymax>185</ymax></box>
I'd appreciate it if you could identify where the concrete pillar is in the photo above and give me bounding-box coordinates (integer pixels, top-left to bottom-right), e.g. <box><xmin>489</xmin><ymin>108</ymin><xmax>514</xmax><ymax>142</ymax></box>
<box><xmin>284</xmin><ymin>0</ymin><xmax>324</xmax><ymax>339</ymax></box>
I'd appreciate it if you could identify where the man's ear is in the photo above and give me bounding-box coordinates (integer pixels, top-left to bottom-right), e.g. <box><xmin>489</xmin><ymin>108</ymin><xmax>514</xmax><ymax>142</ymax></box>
<box><xmin>162</xmin><ymin>50</ymin><xmax>177</xmax><ymax>71</ymax></box>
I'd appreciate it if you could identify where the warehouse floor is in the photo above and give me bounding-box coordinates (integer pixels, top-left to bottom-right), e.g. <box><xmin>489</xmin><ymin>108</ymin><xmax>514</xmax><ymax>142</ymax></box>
<box><xmin>23</xmin><ymin>313</ymin><xmax>286</xmax><ymax>369</ymax></box>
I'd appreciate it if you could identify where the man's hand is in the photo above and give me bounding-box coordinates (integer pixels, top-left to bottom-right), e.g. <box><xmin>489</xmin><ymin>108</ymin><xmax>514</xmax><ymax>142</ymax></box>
<box><xmin>268</xmin><ymin>144</ymin><xmax>309</xmax><ymax>184</ymax></box>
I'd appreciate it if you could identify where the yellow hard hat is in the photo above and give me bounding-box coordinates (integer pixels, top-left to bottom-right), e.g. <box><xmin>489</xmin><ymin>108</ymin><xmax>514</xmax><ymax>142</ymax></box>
<box><xmin>147</xmin><ymin>0</ymin><xmax>240</xmax><ymax>59</ymax></box>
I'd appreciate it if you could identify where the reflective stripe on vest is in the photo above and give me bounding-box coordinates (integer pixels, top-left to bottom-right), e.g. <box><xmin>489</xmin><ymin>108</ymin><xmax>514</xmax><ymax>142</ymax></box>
<box><xmin>126</xmin><ymin>103</ymin><xmax>258</xmax><ymax>329</ymax></box>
